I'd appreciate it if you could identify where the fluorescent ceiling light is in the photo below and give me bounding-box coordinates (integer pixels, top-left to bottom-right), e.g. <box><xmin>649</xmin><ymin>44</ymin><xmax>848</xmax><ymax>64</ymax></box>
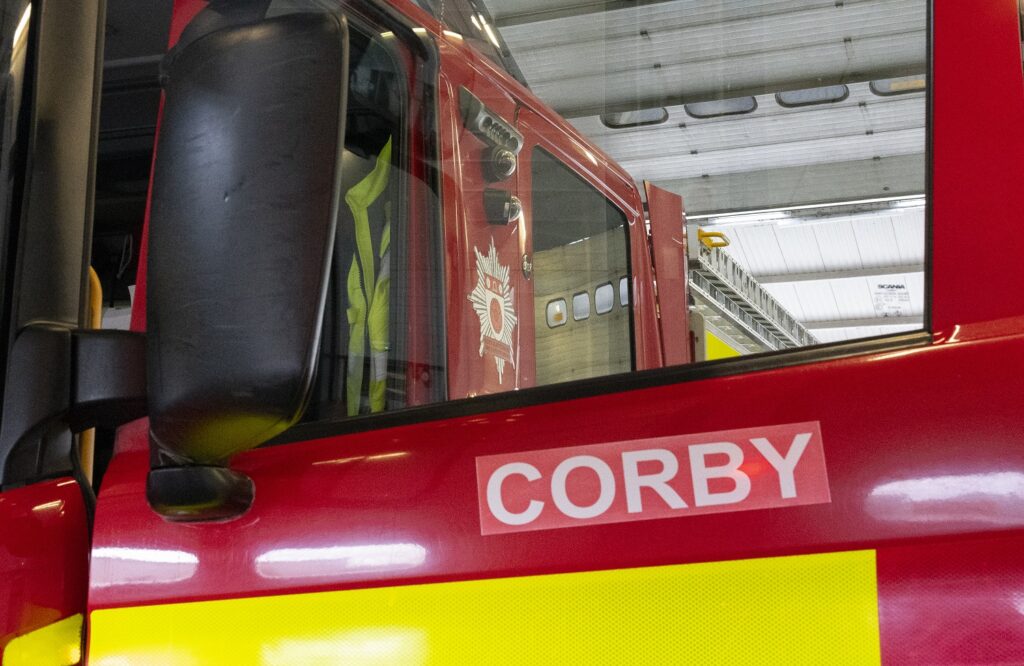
<box><xmin>688</xmin><ymin>194</ymin><xmax>926</xmax><ymax>222</ymax></box>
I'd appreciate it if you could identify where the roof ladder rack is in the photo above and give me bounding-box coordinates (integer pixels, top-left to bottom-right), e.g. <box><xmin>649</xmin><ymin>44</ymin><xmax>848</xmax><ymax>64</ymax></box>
<box><xmin>689</xmin><ymin>246</ymin><xmax>814</xmax><ymax>352</ymax></box>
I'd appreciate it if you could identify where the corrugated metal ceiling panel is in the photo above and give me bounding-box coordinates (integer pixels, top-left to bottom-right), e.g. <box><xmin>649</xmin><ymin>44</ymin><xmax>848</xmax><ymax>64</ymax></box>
<box><xmin>781</xmin><ymin>281</ymin><xmax>843</xmax><ymax>321</ymax></box>
<box><xmin>761</xmin><ymin>283</ymin><xmax>807</xmax><ymax>320</ymax></box>
<box><xmin>525</xmin><ymin>34</ymin><xmax>923</xmax><ymax>115</ymax></box>
<box><xmin>811</xmin><ymin>323</ymin><xmax>920</xmax><ymax>343</ymax></box>
<box><xmin>494</xmin><ymin>0</ymin><xmax>851</xmax><ymax>33</ymax></box>
<box><xmin>661</xmin><ymin>155</ymin><xmax>924</xmax><ymax>214</ymax></box>
<box><xmin>893</xmin><ymin>214</ymin><xmax>926</xmax><ymax>264</ymax></box>
<box><xmin>730</xmin><ymin>225</ymin><xmax>788</xmax><ymax>275</ymax></box>
<box><xmin>828</xmin><ymin>279</ymin><xmax>878</xmax><ymax>319</ymax></box>
<box><xmin>904</xmin><ymin>271</ymin><xmax>926</xmax><ymax>313</ymax></box>
<box><xmin>704</xmin><ymin>207</ymin><xmax>925</xmax><ymax>334</ymax></box>
<box><xmin>498</xmin><ymin>0</ymin><xmax>926</xmax><ymax>113</ymax></box>
<box><xmin>511</xmin><ymin>2</ymin><xmax>924</xmax><ymax>82</ymax></box>
<box><xmin>852</xmin><ymin>215</ymin><xmax>906</xmax><ymax>267</ymax></box>
<box><xmin>706</xmin><ymin>207</ymin><xmax>925</xmax><ymax>274</ymax></box>
<box><xmin>813</xmin><ymin>219</ymin><xmax>863</xmax><ymax>268</ymax></box>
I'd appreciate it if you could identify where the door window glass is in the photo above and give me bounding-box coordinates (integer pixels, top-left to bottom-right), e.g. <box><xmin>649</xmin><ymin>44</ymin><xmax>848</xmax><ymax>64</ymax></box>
<box><xmin>546</xmin><ymin>299</ymin><xmax>568</xmax><ymax>328</ymax></box>
<box><xmin>595</xmin><ymin>283</ymin><xmax>615</xmax><ymax>314</ymax></box>
<box><xmin>303</xmin><ymin>26</ymin><xmax>445</xmax><ymax>421</ymax></box>
<box><xmin>531</xmin><ymin>148</ymin><xmax>633</xmax><ymax>386</ymax></box>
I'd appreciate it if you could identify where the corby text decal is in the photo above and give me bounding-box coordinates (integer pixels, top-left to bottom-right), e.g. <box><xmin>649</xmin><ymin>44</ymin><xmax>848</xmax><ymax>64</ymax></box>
<box><xmin>476</xmin><ymin>421</ymin><xmax>830</xmax><ymax>534</ymax></box>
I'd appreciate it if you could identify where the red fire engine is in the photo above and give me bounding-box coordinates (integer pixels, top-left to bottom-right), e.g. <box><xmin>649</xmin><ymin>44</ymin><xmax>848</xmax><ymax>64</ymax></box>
<box><xmin>1</xmin><ymin>0</ymin><xmax>1023</xmax><ymax>663</ymax></box>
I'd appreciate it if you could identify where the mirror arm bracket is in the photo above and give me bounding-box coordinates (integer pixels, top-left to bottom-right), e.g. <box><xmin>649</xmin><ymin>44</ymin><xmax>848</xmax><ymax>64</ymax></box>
<box><xmin>146</xmin><ymin>464</ymin><xmax>254</xmax><ymax>523</ymax></box>
<box><xmin>0</xmin><ymin>325</ymin><xmax>147</xmax><ymax>487</ymax></box>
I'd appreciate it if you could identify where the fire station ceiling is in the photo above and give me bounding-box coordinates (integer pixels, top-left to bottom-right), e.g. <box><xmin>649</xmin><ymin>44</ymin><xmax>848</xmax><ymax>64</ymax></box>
<box><xmin>486</xmin><ymin>0</ymin><xmax>927</xmax><ymax>341</ymax></box>
<box><xmin>489</xmin><ymin>0</ymin><xmax>926</xmax><ymax>211</ymax></box>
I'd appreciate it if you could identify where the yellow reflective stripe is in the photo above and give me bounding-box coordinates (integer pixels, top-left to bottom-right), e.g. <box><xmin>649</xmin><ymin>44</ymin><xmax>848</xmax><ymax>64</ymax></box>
<box><xmin>4</xmin><ymin>614</ymin><xmax>82</xmax><ymax>666</ymax></box>
<box><xmin>88</xmin><ymin>550</ymin><xmax>880</xmax><ymax>665</ymax></box>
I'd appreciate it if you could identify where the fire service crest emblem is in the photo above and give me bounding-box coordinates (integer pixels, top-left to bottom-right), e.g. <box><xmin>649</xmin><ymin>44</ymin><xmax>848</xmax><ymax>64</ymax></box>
<box><xmin>469</xmin><ymin>238</ymin><xmax>517</xmax><ymax>383</ymax></box>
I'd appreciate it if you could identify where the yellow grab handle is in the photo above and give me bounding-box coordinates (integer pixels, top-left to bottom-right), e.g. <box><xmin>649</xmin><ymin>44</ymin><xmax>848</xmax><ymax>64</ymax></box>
<box><xmin>80</xmin><ymin>267</ymin><xmax>103</xmax><ymax>484</ymax></box>
<box><xmin>698</xmin><ymin>229</ymin><xmax>730</xmax><ymax>248</ymax></box>
<box><xmin>88</xmin><ymin>267</ymin><xmax>102</xmax><ymax>328</ymax></box>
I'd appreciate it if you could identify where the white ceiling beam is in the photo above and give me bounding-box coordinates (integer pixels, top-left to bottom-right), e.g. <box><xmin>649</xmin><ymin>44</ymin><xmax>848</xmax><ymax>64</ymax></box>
<box><xmin>754</xmin><ymin>264</ymin><xmax>924</xmax><ymax>283</ymax></box>
<box><xmin>804</xmin><ymin>315</ymin><xmax>922</xmax><ymax>330</ymax></box>
<box><xmin>657</xmin><ymin>154</ymin><xmax>924</xmax><ymax>215</ymax></box>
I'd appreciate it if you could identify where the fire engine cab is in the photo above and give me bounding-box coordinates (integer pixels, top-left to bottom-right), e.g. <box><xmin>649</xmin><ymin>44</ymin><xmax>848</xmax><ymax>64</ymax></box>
<box><xmin>1</xmin><ymin>0</ymin><xmax>1023</xmax><ymax>663</ymax></box>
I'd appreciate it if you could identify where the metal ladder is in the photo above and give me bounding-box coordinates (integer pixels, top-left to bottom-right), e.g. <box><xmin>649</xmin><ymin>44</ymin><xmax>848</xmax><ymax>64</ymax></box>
<box><xmin>689</xmin><ymin>246</ymin><xmax>814</xmax><ymax>352</ymax></box>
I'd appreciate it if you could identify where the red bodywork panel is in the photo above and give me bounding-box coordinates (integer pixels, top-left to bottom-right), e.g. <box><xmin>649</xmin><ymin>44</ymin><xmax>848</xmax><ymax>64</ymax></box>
<box><xmin>92</xmin><ymin>319</ymin><xmax>1024</xmax><ymax>597</ymax></box>
<box><xmin>89</xmin><ymin>0</ymin><xmax>1024</xmax><ymax>663</ymax></box>
<box><xmin>439</xmin><ymin>39</ymin><xmax>661</xmax><ymax>397</ymax></box>
<box><xmin>644</xmin><ymin>181</ymin><xmax>691</xmax><ymax>366</ymax></box>
<box><xmin>878</xmin><ymin>533</ymin><xmax>1024</xmax><ymax>664</ymax></box>
<box><xmin>438</xmin><ymin>42</ymin><xmax>533</xmax><ymax>395</ymax></box>
<box><xmin>0</xmin><ymin>478</ymin><xmax>88</xmax><ymax>658</ymax></box>
<box><xmin>931</xmin><ymin>0</ymin><xmax>1024</xmax><ymax>333</ymax></box>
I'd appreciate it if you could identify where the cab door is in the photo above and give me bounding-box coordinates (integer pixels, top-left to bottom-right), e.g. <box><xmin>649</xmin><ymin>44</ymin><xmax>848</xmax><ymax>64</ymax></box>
<box><xmin>0</xmin><ymin>1</ymin><xmax>104</xmax><ymax>660</ymax></box>
<box><xmin>515</xmin><ymin>105</ymin><xmax>655</xmax><ymax>386</ymax></box>
<box><xmin>438</xmin><ymin>49</ymin><xmax>535</xmax><ymax>396</ymax></box>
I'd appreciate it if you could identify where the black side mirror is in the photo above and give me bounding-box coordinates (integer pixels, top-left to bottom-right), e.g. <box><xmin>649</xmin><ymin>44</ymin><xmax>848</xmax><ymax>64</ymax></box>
<box><xmin>146</xmin><ymin>11</ymin><xmax>349</xmax><ymax>520</ymax></box>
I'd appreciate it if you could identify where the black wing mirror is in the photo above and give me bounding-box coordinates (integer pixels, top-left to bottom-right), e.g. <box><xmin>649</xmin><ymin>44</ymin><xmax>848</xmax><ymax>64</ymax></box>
<box><xmin>146</xmin><ymin>11</ymin><xmax>349</xmax><ymax>520</ymax></box>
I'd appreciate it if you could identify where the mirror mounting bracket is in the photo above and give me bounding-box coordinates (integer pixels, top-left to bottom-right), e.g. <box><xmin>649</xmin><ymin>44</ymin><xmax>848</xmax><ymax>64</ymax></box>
<box><xmin>146</xmin><ymin>464</ymin><xmax>254</xmax><ymax>522</ymax></box>
<box><xmin>0</xmin><ymin>325</ymin><xmax>146</xmax><ymax>488</ymax></box>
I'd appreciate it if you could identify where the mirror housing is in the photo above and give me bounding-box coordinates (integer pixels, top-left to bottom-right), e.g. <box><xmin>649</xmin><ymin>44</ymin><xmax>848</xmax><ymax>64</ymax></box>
<box><xmin>146</xmin><ymin>11</ymin><xmax>349</xmax><ymax>520</ymax></box>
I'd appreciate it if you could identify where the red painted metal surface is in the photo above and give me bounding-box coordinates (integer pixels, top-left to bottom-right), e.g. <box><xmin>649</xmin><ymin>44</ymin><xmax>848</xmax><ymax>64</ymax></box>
<box><xmin>644</xmin><ymin>182</ymin><xmax>690</xmax><ymax>366</ymax></box>
<box><xmin>438</xmin><ymin>42</ymin><xmax>531</xmax><ymax>396</ymax></box>
<box><xmin>87</xmin><ymin>0</ymin><xmax>1024</xmax><ymax>663</ymax></box>
<box><xmin>91</xmin><ymin>317</ymin><xmax>1024</xmax><ymax>612</ymax></box>
<box><xmin>931</xmin><ymin>0</ymin><xmax>1024</xmax><ymax>333</ymax></box>
<box><xmin>0</xmin><ymin>478</ymin><xmax>89</xmax><ymax>658</ymax></box>
<box><xmin>437</xmin><ymin>28</ymin><xmax>662</xmax><ymax>398</ymax></box>
<box><xmin>878</xmin><ymin>533</ymin><xmax>1024</xmax><ymax>664</ymax></box>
